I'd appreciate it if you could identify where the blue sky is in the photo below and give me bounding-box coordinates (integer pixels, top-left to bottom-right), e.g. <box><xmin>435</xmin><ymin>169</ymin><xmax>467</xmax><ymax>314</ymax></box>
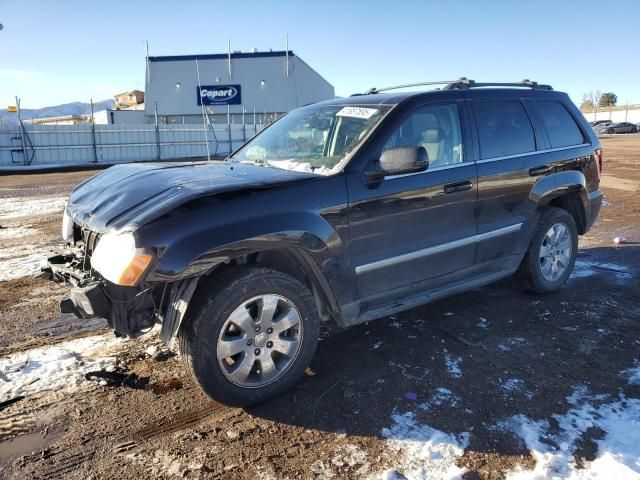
<box><xmin>1</xmin><ymin>0</ymin><xmax>639</xmax><ymax>108</ymax></box>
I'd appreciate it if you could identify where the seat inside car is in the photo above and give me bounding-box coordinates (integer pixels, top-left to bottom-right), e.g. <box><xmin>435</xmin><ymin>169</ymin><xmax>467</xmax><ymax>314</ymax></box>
<box><xmin>420</xmin><ymin>127</ymin><xmax>444</xmax><ymax>166</ymax></box>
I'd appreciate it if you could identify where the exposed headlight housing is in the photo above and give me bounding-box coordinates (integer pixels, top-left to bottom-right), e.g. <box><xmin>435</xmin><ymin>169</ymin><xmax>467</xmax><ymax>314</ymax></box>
<box><xmin>90</xmin><ymin>230</ymin><xmax>153</xmax><ymax>286</ymax></box>
<box><xmin>62</xmin><ymin>205</ymin><xmax>73</xmax><ymax>241</ymax></box>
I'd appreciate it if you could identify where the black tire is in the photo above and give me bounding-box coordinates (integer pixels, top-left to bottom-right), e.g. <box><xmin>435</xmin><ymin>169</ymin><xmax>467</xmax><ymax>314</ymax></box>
<box><xmin>515</xmin><ymin>207</ymin><xmax>578</xmax><ymax>294</ymax></box>
<box><xmin>178</xmin><ymin>265</ymin><xmax>320</xmax><ymax>406</ymax></box>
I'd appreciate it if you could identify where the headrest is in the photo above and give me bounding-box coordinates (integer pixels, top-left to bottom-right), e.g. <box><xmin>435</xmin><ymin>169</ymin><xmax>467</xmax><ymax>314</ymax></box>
<box><xmin>422</xmin><ymin>127</ymin><xmax>441</xmax><ymax>143</ymax></box>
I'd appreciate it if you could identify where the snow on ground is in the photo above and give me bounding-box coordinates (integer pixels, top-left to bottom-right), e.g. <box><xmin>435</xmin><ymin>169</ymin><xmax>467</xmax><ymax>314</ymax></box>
<box><xmin>500</xmin><ymin>378</ymin><xmax>524</xmax><ymax>394</ymax></box>
<box><xmin>126</xmin><ymin>449</ymin><xmax>207</xmax><ymax>479</ymax></box>
<box><xmin>477</xmin><ymin>317</ymin><xmax>489</xmax><ymax>329</ymax></box>
<box><xmin>572</xmin><ymin>259</ymin><xmax>631</xmax><ymax>282</ymax></box>
<box><xmin>493</xmin><ymin>364</ymin><xmax>640</xmax><ymax>480</ymax></box>
<box><xmin>0</xmin><ymin>195</ymin><xmax>66</xmax><ymax>281</ymax></box>
<box><xmin>621</xmin><ymin>361</ymin><xmax>640</xmax><ymax>386</ymax></box>
<box><xmin>0</xmin><ymin>196</ymin><xmax>66</xmax><ymax>220</ymax></box>
<box><xmin>443</xmin><ymin>350</ymin><xmax>462</xmax><ymax>378</ymax></box>
<box><xmin>379</xmin><ymin>411</ymin><xmax>469</xmax><ymax>480</ymax></box>
<box><xmin>0</xmin><ymin>244</ymin><xmax>49</xmax><ymax>282</ymax></box>
<box><xmin>497</xmin><ymin>336</ymin><xmax>526</xmax><ymax>352</ymax></box>
<box><xmin>419</xmin><ymin>387</ymin><xmax>460</xmax><ymax>411</ymax></box>
<box><xmin>0</xmin><ymin>333</ymin><xmax>128</xmax><ymax>402</ymax></box>
<box><xmin>311</xmin><ymin>443</ymin><xmax>373</xmax><ymax>478</ymax></box>
<box><xmin>0</xmin><ymin>225</ymin><xmax>35</xmax><ymax>240</ymax></box>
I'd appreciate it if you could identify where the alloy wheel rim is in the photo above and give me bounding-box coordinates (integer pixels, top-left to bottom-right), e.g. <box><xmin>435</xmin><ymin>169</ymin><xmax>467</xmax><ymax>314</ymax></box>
<box><xmin>539</xmin><ymin>222</ymin><xmax>572</xmax><ymax>282</ymax></box>
<box><xmin>217</xmin><ymin>294</ymin><xmax>303</xmax><ymax>388</ymax></box>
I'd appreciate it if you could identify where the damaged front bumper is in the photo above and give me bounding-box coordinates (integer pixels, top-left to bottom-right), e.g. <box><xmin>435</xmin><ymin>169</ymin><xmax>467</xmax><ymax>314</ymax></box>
<box><xmin>59</xmin><ymin>283</ymin><xmax>111</xmax><ymax>319</ymax></box>
<box><xmin>45</xmin><ymin>253</ymin><xmax>156</xmax><ymax>336</ymax></box>
<box><xmin>46</xmin><ymin>253</ymin><xmax>110</xmax><ymax>319</ymax></box>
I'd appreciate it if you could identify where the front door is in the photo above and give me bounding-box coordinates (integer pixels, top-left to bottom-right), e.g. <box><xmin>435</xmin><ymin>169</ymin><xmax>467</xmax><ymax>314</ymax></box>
<box><xmin>346</xmin><ymin>101</ymin><xmax>477</xmax><ymax>298</ymax></box>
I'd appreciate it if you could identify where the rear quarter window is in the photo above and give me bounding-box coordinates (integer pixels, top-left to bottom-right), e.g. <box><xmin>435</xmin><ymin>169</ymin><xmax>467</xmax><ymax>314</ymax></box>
<box><xmin>473</xmin><ymin>101</ymin><xmax>536</xmax><ymax>159</ymax></box>
<box><xmin>534</xmin><ymin>101</ymin><xmax>585</xmax><ymax>148</ymax></box>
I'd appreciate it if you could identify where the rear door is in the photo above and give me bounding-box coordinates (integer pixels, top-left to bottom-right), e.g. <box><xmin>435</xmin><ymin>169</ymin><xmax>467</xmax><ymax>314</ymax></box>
<box><xmin>346</xmin><ymin>100</ymin><xmax>477</xmax><ymax>298</ymax></box>
<box><xmin>471</xmin><ymin>96</ymin><xmax>545</xmax><ymax>264</ymax></box>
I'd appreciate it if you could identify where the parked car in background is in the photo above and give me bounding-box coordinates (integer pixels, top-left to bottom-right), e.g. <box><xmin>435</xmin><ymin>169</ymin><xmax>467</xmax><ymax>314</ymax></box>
<box><xmin>596</xmin><ymin>122</ymin><xmax>638</xmax><ymax>134</ymax></box>
<box><xmin>593</xmin><ymin>123</ymin><xmax>613</xmax><ymax>134</ymax></box>
<box><xmin>589</xmin><ymin>120</ymin><xmax>613</xmax><ymax>127</ymax></box>
<box><xmin>45</xmin><ymin>79</ymin><xmax>604</xmax><ymax>406</ymax></box>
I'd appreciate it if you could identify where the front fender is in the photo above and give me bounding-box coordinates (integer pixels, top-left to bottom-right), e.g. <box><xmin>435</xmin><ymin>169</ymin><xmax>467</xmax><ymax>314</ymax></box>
<box><xmin>154</xmin><ymin>211</ymin><xmax>344</xmax><ymax>274</ymax></box>
<box><xmin>143</xmin><ymin>208</ymin><xmax>354</xmax><ymax>310</ymax></box>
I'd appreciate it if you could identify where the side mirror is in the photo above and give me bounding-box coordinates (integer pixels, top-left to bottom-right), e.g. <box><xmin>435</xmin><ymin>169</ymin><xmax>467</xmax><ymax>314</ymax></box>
<box><xmin>365</xmin><ymin>147</ymin><xmax>428</xmax><ymax>181</ymax></box>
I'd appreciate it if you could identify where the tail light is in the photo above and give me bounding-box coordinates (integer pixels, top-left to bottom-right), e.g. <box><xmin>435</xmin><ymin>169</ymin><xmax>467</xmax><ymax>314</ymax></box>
<box><xmin>594</xmin><ymin>148</ymin><xmax>603</xmax><ymax>179</ymax></box>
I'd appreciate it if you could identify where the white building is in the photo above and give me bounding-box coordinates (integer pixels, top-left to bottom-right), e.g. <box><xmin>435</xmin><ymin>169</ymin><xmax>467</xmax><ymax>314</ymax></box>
<box><xmin>93</xmin><ymin>108</ymin><xmax>146</xmax><ymax>125</ymax></box>
<box><xmin>145</xmin><ymin>50</ymin><xmax>334</xmax><ymax>124</ymax></box>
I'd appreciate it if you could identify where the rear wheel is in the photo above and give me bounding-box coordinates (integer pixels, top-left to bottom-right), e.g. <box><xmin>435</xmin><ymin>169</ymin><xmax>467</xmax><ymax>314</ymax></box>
<box><xmin>516</xmin><ymin>207</ymin><xmax>578</xmax><ymax>293</ymax></box>
<box><xmin>178</xmin><ymin>266</ymin><xmax>320</xmax><ymax>406</ymax></box>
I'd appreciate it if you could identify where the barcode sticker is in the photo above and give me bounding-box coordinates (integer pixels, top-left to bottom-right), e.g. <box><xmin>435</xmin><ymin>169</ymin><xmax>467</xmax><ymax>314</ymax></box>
<box><xmin>336</xmin><ymin>107</ymin><xmax>379</xmax><ymax>119</ymax></box>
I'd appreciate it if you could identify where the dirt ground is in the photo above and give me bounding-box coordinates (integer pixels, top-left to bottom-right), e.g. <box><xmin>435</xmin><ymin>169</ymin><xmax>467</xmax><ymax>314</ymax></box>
<box><xmin>0</xmin><ymin>138</ymin><xmax>639</xmax><ymax>479</ymax></box>
<box><xmin>0</xmin><ymin>169</ymin><xmax>99</xmax><ymax>355</ymax></box>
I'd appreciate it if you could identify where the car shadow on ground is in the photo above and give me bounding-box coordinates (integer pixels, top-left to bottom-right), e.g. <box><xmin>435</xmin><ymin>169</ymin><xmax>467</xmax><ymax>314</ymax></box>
<box><xmin>246</xmin><ymin>245</ymin><xmax>639</xmax><ymax>458</ymax></box>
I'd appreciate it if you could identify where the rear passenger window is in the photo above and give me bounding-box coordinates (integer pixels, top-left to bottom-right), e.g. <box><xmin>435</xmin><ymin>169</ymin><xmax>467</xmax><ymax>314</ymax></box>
<box><xmin>534</xmin><ymin>101</ymin><xmax>585</xmax><ymax>148</ymax></box>
<box><xmin>473</xmin><ymin>101</ymin><xmax>535</xmax><ymax>159</ymax></box>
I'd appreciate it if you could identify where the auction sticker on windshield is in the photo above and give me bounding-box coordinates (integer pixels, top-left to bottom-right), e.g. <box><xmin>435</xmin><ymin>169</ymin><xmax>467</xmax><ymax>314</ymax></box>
<box><xmin>336</xmin><ymin>107</ymin><xmax>379</xmax><ymax>119</ymax></box>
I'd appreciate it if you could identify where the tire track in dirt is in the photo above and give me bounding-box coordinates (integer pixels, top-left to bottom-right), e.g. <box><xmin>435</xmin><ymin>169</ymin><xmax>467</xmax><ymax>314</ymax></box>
<box><xmin>30</xmin><ymin>401</ymin><xmax>238</xmax><ymax>479</ymax></box>
<box><xmin>128</xmin><ymin>401</ymin><xmax>237</xmax><ymax>443</ymax></box>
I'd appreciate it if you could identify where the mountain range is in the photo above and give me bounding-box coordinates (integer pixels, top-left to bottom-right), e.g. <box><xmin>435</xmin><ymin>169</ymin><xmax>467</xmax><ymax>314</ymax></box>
<box><xmin>0</xmin><ymin>99</ymin><xmax>114</xmax><ymax>124</ymax></box>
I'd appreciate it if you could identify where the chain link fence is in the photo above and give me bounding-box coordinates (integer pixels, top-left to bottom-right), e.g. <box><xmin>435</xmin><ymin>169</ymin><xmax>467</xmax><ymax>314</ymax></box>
<box><xmin>0</xmin><ymin>122</ymin><xmax>265</xmax><ymax>171</ymax></box>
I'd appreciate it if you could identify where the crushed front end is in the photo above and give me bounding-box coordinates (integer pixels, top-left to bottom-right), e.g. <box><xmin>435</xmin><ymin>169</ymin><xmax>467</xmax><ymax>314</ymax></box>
<box><xmin>45</xmin><ymin>223</ymin><xmax>157</xmax><ymax>337</ymax></box>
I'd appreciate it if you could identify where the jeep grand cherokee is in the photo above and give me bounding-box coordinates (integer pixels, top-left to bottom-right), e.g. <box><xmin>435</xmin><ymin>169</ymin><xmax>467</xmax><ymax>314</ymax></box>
<box><xmin>46</xmin><ymin>78</ymin><xmax>603</xmax><ymax>406</ymax></box>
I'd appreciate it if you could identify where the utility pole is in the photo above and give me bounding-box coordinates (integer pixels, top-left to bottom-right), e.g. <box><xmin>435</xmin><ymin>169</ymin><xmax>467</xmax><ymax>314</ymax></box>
<box><xmin>195</xmin><ymin>59</ymin><xmax>211</xmax><ymax>161</ymax></box>
<box><xmin>90</xmin><ymin>98</ymin><xmax>97</xmax><ymax>163</ymax></box>
<box><xmin>285</xmin><ymin>33</ymin><xmax>289</xmax><ymax>77</ymax></box>
<box><xmin>228</xmin><ymin>38</ymin><xmax>232</xmax><ymax>79</ymax></box>
<box><xmin>16</xmin><ymin>96</ymin><xmax>28</xmax><ymax>165</ymax></box>
<box><xmin>145</xmin><ymin>40</ymin><xmax>151</xmax><ymax>82</ymax></box>
<box><xmin>154</xmin><ymin>101</ymin><xmax>161</xmax><ymax>160</ymax></box>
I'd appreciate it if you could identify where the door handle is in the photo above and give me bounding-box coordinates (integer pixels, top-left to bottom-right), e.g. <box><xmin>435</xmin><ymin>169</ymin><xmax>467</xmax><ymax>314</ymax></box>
<box><xmin>443</xmin><ymin>180</ymin><xmax>473</xmax><ymax>194</ymax></box>
<box><xmin>529</xmin><ymin>165</ymin><xmax>552</xmax><ymax>177</ymax></box>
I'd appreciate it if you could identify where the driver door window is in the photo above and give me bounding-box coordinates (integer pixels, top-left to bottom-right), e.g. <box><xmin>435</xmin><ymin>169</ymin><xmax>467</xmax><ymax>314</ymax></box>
<box><xmin>382</xmin><ymin>103</ymin><xmax>464</xmax><ymax>168</ymax></box>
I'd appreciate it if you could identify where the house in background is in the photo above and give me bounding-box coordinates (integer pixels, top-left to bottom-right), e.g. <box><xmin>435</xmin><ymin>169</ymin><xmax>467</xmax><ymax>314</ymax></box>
<box><xmin>114</xmin><ymin>90</ymin><xmax>145</xmax><ymax>109</ymax></box>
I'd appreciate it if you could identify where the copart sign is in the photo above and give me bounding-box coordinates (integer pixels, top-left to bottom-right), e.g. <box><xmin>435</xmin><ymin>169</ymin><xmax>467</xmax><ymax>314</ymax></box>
<box><xmin>197</xmin><ymin>85</ymin><xmax>242</xmax><ymax>106</ymax></box>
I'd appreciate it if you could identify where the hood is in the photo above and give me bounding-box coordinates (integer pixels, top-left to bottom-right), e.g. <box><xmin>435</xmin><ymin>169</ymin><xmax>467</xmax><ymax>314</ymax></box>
<box><xmin>67</xmin><ymin>161</ymin><xmax>317</xmax><ymax>232</ymax></box>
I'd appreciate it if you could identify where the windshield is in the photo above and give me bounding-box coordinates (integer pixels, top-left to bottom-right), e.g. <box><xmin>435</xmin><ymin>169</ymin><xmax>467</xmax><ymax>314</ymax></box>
<box><xmin>232</xmin><ymin>104</ymin><xmax>392</xmax><ymax>174</ymax></box>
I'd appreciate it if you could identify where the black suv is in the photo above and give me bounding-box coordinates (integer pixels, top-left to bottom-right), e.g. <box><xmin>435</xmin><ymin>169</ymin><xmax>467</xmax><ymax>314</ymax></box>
<box><xmin>47</xmin><ymin>79</ymin><xmax>603</xmax><ymax>406</ymax></box>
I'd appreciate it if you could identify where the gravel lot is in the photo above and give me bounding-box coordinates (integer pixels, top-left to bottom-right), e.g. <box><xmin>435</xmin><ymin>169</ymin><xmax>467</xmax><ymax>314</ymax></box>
<box><xmin>0</xmin><ymin>137</ymin><xmax>639</xmax><ymax>479</ymax></box>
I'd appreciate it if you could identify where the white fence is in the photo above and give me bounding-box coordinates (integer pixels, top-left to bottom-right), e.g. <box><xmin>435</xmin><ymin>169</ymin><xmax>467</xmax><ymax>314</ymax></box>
<box><xmin>581</xmin><ymin>106</ymin><xmax>640</xmax><ymax>124</ymax></box>
<box><xmin>0</xmin><ymin>122</ymin><xmax>265</xmax><ymax>171</ymax></box>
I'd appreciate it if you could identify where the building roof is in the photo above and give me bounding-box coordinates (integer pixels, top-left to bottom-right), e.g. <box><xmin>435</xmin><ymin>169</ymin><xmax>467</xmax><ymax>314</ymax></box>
<box><xmin>24</xmin><ymin>115</ymin><xmax>87</xmax><ymax>124</ymax></box>
<box><xmin>148</xmin><ymin>50</ymin><xmax>294</xmax><ymax>63</ymax></box>
<box><xmin>114</xmin><ymin>90</ymin><xmax>144</xmax><ymax>97</ymax></box>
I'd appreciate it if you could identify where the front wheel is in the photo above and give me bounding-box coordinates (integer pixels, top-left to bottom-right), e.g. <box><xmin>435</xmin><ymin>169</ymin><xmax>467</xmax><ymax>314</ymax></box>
<box><xmin>516</xmin><ymin>207</ymin><xmax>578</xmax><ymax>293</ymax></box>
<box><xmin>178</xmin><ymin>266</ymin><xmax>320</xmax><ymax>406</ymax></box>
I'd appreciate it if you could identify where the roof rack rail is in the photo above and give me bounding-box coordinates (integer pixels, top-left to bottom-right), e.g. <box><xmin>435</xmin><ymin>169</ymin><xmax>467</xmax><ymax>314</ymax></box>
<box><xmin>363</xmin><ymin>78</ymin><xmax>468</xmax><ymax>95</ymax></box>
<box><xmin>443</xmin><ymin>79</ymin><xmax>553</xmax><ymax>91</ymax></box>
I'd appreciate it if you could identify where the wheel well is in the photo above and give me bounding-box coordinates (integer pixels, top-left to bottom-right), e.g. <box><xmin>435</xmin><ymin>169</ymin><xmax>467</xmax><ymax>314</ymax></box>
<box><xmin>188</xmin><ymin>247</ymin><xmax>339</xmax><ymax>325</ymax></box>
<box><xmin>548</xmin><ymin>192</ymin><xmax>587</xmax><ymax>234</ymax></box>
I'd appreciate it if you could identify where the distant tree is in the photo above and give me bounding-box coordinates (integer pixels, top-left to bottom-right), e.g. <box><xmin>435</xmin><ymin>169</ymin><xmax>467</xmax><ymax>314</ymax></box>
<box><xmin>592</xmin><ymin>90</ymin><xmax>602</xmax><ymax>110</ymax></box>
<box><xmin>599</xmin><ymin>92</ymin><xmax>617</xmax><ymax>107</ymax></box>
<box><xmin>580</xmin><ymin>93</ymin><xmax>594</xmax><ymax>111</ymax></box>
